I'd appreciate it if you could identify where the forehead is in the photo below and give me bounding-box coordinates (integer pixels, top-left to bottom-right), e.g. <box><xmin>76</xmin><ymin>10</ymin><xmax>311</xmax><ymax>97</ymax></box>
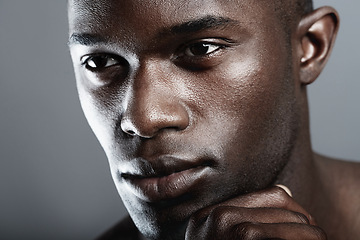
<box><xmin>68</xmin><ymin>0</ymin><xmax>281</xmax><ymax>36</ymax></box>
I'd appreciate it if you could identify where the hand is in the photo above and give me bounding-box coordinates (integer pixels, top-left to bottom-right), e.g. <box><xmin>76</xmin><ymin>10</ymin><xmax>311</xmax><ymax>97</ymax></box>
<box><xmin>185</xmin><ymin>186</ymin><xmax>326</xmax><ymax>239</ymax></box>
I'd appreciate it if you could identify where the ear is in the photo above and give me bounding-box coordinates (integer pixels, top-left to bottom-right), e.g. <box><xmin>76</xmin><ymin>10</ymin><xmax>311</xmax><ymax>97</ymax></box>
<box><xmin>297</xmin><ymin>7</ymin><xmax>339</xmax><ymax>85</ymax></box>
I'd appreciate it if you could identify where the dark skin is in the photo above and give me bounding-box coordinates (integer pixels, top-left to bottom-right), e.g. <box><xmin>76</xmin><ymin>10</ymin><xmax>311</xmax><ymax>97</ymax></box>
<box><xmin>68</xmin><ymin>0</ymin><xmax>360</xmax><ymax>239</ymax></box>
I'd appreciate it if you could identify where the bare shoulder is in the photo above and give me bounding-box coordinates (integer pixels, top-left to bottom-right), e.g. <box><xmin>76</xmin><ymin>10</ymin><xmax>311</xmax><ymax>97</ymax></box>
<box><xmin>314</xmin><ymin>154</ymin><xmax>360</xmax><ymax>239</ymax></box>
<box><xmin>315</xmin><ymin>154</ymin><xmax>360</xmax><ymax>188</ymax></box>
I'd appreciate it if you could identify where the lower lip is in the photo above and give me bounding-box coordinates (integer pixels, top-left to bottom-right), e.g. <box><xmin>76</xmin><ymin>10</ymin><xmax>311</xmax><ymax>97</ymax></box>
<box><xmin>122</xmin><ymin>166</ymin><xmax>210</xmax><ymax>202</ymax></box>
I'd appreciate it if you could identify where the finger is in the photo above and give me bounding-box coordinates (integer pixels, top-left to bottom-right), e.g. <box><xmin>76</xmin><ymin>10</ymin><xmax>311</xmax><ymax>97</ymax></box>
<box><xmin>234</xmin><ymin>222</ymin><xmax>327</xmax><ymax>240</ymax></box>
<box><xmin>193</xmin><ymin>186</ymin><xmax>315</xmax><ymax>225</ymax></box>
<box><xmin>186</xmin><ymin>206</ymin><xmax>309</xmax><ymax>239</ymax></box>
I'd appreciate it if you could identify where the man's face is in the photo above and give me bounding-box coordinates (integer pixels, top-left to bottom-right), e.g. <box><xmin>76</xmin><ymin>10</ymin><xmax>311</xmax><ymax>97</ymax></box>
<box><xmin>69</xmin><ymin>0</ymin><xmax>302</xmax><ymax>238</ymax></box>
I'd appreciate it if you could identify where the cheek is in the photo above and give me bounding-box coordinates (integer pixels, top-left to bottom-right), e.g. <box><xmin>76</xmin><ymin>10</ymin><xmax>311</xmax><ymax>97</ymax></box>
<box><xmin>200</xmin><ymin>56</ymin><xmax>286</xmax><ymax>122</ymax></box>
<box><xmin>190</xmin><ymin>50</ymin><xmax>294</xmax><ymax>155</ymax></box>
<box><xmin>76</xmin><ymin>74</ymin><xmax>120</xmax><ymax>156</ymax></box>
<box><xmin>79</xmin><ymin>90</ymin><xmax>111</xmax><ymax>143</ymax></box>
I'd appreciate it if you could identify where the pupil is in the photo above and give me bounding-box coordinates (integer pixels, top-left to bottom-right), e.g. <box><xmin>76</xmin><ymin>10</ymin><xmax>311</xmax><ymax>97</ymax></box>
<box><xmin>190</xmin><ymin>43</ymin><xmax>209</xmax><ymax>56</ymax></box>
<box><xmin>92</xmin><ymin>56</ymin><xmax>107</xmax><ymax>68</ymax></box>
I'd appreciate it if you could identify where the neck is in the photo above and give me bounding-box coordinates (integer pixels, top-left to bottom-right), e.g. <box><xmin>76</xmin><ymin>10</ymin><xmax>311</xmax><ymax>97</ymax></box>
<box><xmin>275</xmin><ymin>136</ymin><xmax>319</xmax><ymax>212</ymax></box>
<box><xmin>275</xmin><ymin>91</ymin><xmax>321</xmax><ymax>214</ymax></box>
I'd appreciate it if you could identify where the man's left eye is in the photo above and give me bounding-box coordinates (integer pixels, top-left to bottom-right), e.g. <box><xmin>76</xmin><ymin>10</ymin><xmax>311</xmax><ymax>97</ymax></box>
<box><xmin>184</xmin><ymin>43</ymin><xmax>222</xmax><ymax>57</ymax></box>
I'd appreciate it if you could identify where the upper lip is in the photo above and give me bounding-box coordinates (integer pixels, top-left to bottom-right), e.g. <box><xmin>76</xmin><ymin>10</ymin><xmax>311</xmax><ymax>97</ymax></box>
<box><xmin>120</xmin><ymin>155</ymin><xmax>213</xmax><ymax>179</ymax></box>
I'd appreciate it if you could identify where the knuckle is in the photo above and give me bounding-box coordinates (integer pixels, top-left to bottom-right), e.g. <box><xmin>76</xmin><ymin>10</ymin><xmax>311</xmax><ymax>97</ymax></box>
<box><xmin>207</xmin><ymin>206</ymin><xmax>232</xmax><ymax>228</ymax></box>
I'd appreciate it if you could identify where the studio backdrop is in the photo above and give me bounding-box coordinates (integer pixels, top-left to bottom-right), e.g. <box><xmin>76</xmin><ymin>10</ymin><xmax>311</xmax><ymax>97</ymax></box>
<box><xmin>0</xmin><ymin>1</ymin><xmax>359</xmax><ymax>239</ymax></box>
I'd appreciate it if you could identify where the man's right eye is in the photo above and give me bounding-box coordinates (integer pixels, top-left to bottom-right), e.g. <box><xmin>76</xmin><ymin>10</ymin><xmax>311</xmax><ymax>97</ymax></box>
<box><xmin>81</xmin><ymin>54</ymin><xmax>120</xmax><ymax>71</ymax></box>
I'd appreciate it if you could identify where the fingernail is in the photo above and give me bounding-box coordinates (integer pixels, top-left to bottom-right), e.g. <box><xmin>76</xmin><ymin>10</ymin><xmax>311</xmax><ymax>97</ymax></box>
<box><xmin>276</xmin><ymin>184</ymin><xmax>293</xmax><ymax>197</ymax></box>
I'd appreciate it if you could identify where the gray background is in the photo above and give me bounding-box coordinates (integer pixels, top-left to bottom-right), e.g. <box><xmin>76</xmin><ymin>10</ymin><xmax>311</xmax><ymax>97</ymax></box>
<box><xmin>0</xmin><ymin>1</ymin><xmax>359</xmax><ymax>239</ymax></box>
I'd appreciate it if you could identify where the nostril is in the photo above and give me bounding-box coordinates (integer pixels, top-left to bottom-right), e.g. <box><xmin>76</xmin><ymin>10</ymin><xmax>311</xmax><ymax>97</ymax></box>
<box><xmin>120</xmin><ymin>119</ymin><xmax>137</xmax><ymax>136</ymax></box>
<box><xmin>120</xmin><ymin>100</ymin><xmax>190</xmax><ymax>138</ymax></box>
<box><xmin>126</xmin><ymin>129</ymin><xmax>136</xmax><ymax>136</ymax></box>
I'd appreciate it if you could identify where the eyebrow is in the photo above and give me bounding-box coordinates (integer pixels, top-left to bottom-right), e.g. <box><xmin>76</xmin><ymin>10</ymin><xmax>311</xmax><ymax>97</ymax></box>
<box><xmin>165</xmin><ymin>15</ymin><xmax>238</xmax><ymax>35</ymax></box>
<box><xmin>68</xmin><ymin>33</ymin><xmax>108</xmax><ymax>46</ymax></box>
<box><xmin>68</xmin><ymin>15</ymin><xmax>238</xmax><ymax>46</ymax></box>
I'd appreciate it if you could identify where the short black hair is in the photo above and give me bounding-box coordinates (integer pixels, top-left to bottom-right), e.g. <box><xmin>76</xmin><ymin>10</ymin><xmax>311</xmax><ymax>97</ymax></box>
<box><xmin>272</xmin><ymin>0</ymin><xmax>314</xmax><ymax>33</ymax></box>
<box><xmin>302</xmin><ymin>0</ymin><xmax>314</xmax><ymax>14</ymax></box>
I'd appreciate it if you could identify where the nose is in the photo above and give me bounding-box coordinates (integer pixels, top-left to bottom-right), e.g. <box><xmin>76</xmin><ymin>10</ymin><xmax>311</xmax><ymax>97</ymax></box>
<box><xmin>120</xmin><ymin>61</ymin><xmax>189</xmax><ymax>138</ymax></box>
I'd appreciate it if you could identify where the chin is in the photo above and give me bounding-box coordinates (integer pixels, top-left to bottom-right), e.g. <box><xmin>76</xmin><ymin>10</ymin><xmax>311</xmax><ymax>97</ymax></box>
<box><xmin>120</xmin><ymin>185</ymin><xmax>221</xmax><ymax>239</ymax></box>
<box><xmin>128</xmin><ymin>204</ymin><xmax>188</xmax><ymax>240</ymax></box>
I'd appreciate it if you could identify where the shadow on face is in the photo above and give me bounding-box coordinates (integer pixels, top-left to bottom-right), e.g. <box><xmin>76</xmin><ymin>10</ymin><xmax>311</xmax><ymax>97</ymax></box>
<box><xmin>68</xmin><ymin>0</ymin><xmax>339</xmax><ymax>239</ymax></box>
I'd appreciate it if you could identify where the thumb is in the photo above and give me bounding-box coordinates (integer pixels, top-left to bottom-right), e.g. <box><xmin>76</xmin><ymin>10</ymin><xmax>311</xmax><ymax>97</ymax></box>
<box><xmin>275</xmin><ymin>184</ymin><xmax>293</xmax><ymax>197</ymax></box>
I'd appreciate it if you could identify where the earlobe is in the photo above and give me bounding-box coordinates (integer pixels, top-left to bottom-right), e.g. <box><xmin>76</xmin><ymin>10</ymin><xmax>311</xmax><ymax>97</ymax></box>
<box><xmin>298</xmin><ymin>7</ymin><xmax>339</xmax><ymax>85</ymax></box>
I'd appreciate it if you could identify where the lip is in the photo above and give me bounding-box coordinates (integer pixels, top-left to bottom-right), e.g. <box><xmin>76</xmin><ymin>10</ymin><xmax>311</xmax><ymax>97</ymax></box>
<box><xmin>121</xmin><ymin>157</ymin><xmax>212</xmax><ymax>202</ymax></box>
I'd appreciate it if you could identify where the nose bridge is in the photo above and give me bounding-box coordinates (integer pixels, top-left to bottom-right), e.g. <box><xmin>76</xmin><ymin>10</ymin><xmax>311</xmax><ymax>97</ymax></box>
<box><xmin>121</xmin><ymin>59</ymin><xmax>189</xmax><ymax>138</ymax></box>
<box><xmin>134</xmin><ymin>59</ymin><xmax>169</xmax><ymax>97</ymax></box>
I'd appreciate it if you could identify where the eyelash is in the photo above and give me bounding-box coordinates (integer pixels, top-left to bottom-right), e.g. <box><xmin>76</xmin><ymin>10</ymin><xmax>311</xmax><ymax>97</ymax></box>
<box><xmin>182</xmin><ymin>42</ymin><xmax>224</xmax><ymax>57</ymax></box>
<box><xmin>80</xmin><ymin>39</ymin><xmax>230</xmax><ymax>73</ymax></box>
<box><xmin>174</xmin><ymin>39</ymin><xmax>231</xmax><ymax>70</ymax></box>
<box><xmin>81</xmin><ymin>54</ymin><xmax>123</xmax><ymax>72</ymax></box>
